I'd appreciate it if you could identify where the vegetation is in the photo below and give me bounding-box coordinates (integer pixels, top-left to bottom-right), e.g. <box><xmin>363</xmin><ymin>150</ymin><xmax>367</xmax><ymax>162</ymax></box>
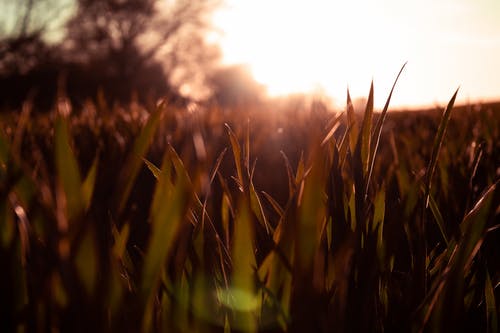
<box><xmin>0</xmin><ymin>76</ymin><xmax>499</xmax><ymax>332</ymax></box>
<box><xmin>0</xmin><ymin>0</ymin><xmax>220</xmax><ymax>109</ymax></box>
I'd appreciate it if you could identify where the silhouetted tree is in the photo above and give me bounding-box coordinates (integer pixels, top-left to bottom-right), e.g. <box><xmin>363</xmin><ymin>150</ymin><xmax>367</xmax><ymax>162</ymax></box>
<box><xmin>61</xmin><ymin>0</ymin><xmax>221</xmax><ymax>103</ymax></box>
<box><xmin>0</xmin><ymin>0</ymin><xmax>221</xmax><ymax>109</ymax></box>
<box><xmin>0</xmin><ymin>0</ymin><xmax>68</xmax><ymax>75</ymax></box>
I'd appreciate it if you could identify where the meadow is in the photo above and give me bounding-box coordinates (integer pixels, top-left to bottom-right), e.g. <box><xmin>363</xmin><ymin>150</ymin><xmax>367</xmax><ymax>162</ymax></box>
<box><xmin>0</xmin><ymin>81</ymin><xmax>499</xmax><ymax>332</ymax></box>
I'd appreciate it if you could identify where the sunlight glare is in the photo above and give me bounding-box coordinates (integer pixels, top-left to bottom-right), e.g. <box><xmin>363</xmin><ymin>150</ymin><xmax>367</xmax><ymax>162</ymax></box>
<box><xmin>212</xmin><ymin>0</ymin><xmax>500</xmax><ymax>108</ymax></box>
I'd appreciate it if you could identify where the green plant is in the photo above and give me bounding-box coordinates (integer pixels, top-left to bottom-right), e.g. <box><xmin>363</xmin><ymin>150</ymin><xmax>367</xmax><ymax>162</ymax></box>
<box><xmin>0</xmin><ymin>74</ymin><xmax>498</xmax><ymax>332</ymax></box>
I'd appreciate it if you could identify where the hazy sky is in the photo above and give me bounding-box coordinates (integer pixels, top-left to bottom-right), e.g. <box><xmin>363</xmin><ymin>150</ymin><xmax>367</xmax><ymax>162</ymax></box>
<box><xmin>212</xmin><ymin>0</ymin><xmax>500</xmax><ymax>108</ymax></box>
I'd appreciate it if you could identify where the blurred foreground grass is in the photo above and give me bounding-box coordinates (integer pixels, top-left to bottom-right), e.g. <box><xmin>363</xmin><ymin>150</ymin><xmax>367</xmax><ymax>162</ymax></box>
<box><xmin>0</xmin><ymin>82</ymin><xmax>499</xmax><ymax>332</ymax></box>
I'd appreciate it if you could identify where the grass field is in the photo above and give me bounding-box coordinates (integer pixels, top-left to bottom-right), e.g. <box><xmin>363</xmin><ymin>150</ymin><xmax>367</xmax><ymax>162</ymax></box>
<box><xmin>1</xmin><ymin>84</ymin><xmax>499</xmax><ymax>332</ymax></box>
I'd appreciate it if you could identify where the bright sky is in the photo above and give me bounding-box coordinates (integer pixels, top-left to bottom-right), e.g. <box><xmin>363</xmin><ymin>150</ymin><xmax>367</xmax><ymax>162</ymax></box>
<box><xmin>212</xmin><ymin>0</ymin><xmax>500</xmax><ymax>108</ymax></box>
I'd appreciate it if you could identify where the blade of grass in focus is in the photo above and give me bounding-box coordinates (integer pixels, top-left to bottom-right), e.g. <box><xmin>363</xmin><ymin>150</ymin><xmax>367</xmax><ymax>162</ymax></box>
<box><xmin>425</xmin><ymin>88</ymin><xmax>459</xmax><ymax>208</ymax></box>
<box><xmin>421</xmin><ymin>180</ymin><xmax>498</xmax><ymax>331</ymax></box>
<box><xmin>427</xmin><ymin>191</ymin><xmax>449</xmax><ymax>245</ymax></box>
<box><xmin>365</xmin><ymin>63</ymin><xmax>406</xmax><ymax>199</ymax></box>
<box><xmin>415</xmin><ymin>88</ymin><xmax>459</xmax><ymax>301</ymax></box>
<box><xmin>359</xmin><ymin>81</ymin><xmax>374</xmax><ymax>176</ymax></box>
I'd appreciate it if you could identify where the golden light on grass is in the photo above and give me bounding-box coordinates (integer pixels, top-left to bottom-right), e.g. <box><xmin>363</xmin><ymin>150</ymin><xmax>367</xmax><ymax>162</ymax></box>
<box><xmin>1</xmin><ymin>80</ymin><xmax>499</xmax><ymax>331</ymax></box>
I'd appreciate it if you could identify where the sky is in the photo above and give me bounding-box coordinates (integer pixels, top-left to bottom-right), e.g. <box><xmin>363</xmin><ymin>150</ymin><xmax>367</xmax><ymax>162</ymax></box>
<box><xmin>211</xmin><ymin>0</ymin><xmax>500</xmax><ymax>109</ymax></box>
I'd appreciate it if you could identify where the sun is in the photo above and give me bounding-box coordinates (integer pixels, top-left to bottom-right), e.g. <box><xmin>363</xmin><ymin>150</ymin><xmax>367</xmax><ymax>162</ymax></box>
<box><xmin>211</xmin><ymin>0</ymin><xmax>500</xmax><ymax>108</ymax></box>
<box><xmin>212</xmin><ymin>0</ymin><xmax>416</xmax><ymax>107</ymax></box>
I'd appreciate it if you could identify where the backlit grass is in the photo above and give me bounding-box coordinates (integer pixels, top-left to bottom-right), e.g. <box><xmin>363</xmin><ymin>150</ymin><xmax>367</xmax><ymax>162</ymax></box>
<box><xmin>0</xmin><ymin>76</ymin><xmax>499</xmax><ymax>332</ymax></box>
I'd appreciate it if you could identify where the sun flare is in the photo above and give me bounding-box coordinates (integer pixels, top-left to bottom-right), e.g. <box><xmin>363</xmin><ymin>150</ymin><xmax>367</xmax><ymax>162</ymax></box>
<box><xmin>212</xmin><ymin>0</ymin><xmax>500</xmax><ymax>108</ymax></box>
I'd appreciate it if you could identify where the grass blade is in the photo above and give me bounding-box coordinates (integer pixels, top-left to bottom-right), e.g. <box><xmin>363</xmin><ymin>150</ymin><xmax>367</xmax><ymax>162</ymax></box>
<box><xmin>143</xmin><ymin>157</ymin><xmax>162</xmax><ymax>180</ymax></box>
<box><xmin>372</xmin><ymin>187</ymin><xmax>385</xmax><ymax>245</ymax></box>
<box><xmin>75</xmin><ymin>226</ymin><xmax>98</xmax><ymax>296</ymax></box>
<box><xmin>82</xmin><ymin>155</ymin><xmax>99</xmax><ymax>211</ymax></box>
<box><xmin>425</xmin><ymin>88</ymin><xmax>459</xmax><ymax>208</ymax></box>
<box><xmin>427</xmin><ymin>191</ymin><xmax>449</xmax><ymax>245</ymax></box>
<box><xmin>359</xmin><ymin>81</ymin><xmax>374</xmax><ymax>176</ymax></box>
<box><xmin>225</xmin><ymin>123</ymin><xmax>244</xmax><ymax>191</ymax></box>
<box><xmin>346</xmin><ymin>89</ymin><xmax>359</xmax><ymax>154</ymax></box>
<box><xmin>423</xmin><ymin>180</ymin><xmax>498</xmax><ymax>331</ymax></box>
<box><xmin>459</xmin><ymin>180</ymin><xmax>498</xmax><ymax>269</ymax></box>
<box><xmin>485</xmin><ymin>269</ymin><xmax>498</xmax><ymax>333</ymax></box>
<box><xmin>249</xmin><ymin>180</ymin><xmax>271</xmax><ymax>234</ymax></box>
<box><xmin>321</xmin><ymin>112</ymin><xmax>343</xmax><ymax>146</ymax></box>
<box><xmin>0</xmin><ymin>126</ymin><xmax>9</xmax><ymax>170</ymax></box>
<box><xmin>262</xmin><ymin>191</ymin><xmax>284</xmax><ymax>218</ymax></box>
<box><xmin>229</xmin><ymin>200</ymin><xmax>258</xmax><ymax>331</ymax></box>
<box><xmin>117</xmin><ymin>106</ymin><xmax>163</xmax><ymax>214</ymax></box>
<box><xmin>55</xmin><ymin>116</ymin><xmax>83</xmax><ymax>222</ymax></box>
<box><xmin>141</xmin><ymin>149</ymin><xmax>190</xmax><ymax>304</ymax></box>
<box><xmin>365</xmin><ymin>63</ymin><xmax>406</xmax><ymax>198</ymax></box>
<box><xmin>280</xmin><ymin>151</ymin><xmax>296</xmax><ymax>197</ymax></box>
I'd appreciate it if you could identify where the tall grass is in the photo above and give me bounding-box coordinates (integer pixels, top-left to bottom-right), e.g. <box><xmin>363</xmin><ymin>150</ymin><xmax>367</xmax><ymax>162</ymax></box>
<box><xmin>0</xmin><ymin>77</ymin><xmax>499</xmax><ymax>332</ymax></box>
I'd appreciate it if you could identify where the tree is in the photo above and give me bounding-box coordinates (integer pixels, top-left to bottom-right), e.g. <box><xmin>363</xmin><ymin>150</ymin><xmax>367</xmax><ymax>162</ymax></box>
<box><xmin>61</xmin><ymin>0</ymin><xmax>221</xmax><ymax>103</ymax></box>
<box><xmin>0</xmin><ymin>0</ymin><xmax>70</xmax><ymax>75</ymax></box>
<box><xmin>0</xmin><ymin>0</ymin><xmax>221</xmax><ymax>109</ymax></box>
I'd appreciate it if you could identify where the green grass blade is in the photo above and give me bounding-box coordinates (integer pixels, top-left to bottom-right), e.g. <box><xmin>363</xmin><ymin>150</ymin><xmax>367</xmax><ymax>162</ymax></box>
<box><xmin>295</xmin><ymin>152</ymin><xmax>306</xmax><ymax>187</ymax></box>
<box><xmin>112</xmin><ymin>223</ymin><xmax>130</xmax><ymax>261</ymax></box>
<box><xmin>142</xmin><ymin>157</ymin><xmax>162</xmax><ymax>180</ymax></box>
<box><xmin>280</xmin><ymin>151</ymin><xmax>296</xmax><ymax>197</ymax></box>
<box><xmin>55</xmin><ymin>116</ymin><xmax>83</xmax><ymax>221</ymax></box>
<box><xmin>365</xmin><ymin>63</ymin><xmax>406</xmax><ymax>198</ymax></box>
<box><xmin>117</xmin><ymin>107</ymin><xmax>163</xmax><ymax>214</ymax></box>
<box><xmin>338</xmin><ymin>123</ymin><xmax>352</xmax><ymax>168</ymax></box>
<box><xmin>427</xmin><ymin>191</ymin><xmax>449</xmax><ymax>245</ymax></box>
<box><xmin>373</xmin><ymin>187</ymin><xmax>385</xmax><ymax>244</ymax></box>
<box><xmin>346</xmin><ymin>89</ymin><xmax>359</xmax><ymax>154</ymax></box>
<box><xmin>141</xmin><ymin>149</ymin><xmax>190</xmax><ymax>303</ymax></box>
<box><xmin>201</xmin><ymin>148</ymin><xmax>227</xmax><ymax>227</ymax></box>
<box><xmin>75</xmin><ymin>226</ymin><xmax>98</xmax><ymax>296</ymax></box>
<box><xmin>82</xmin><ymin>155</ymin><xmax>99</xmax><ymax>211</ymax></box>
<box><xmin>168</xmin><ymin>145</ymin><xmax>193</xmax><ymax>187</ymax></box>
<box><xmin>0</xmin><ymin>126</ymin><xmax>9</xmax><ymax>170</ymax></box>
<box><xmin>225</xmin><ymin>123</ymin><xmax>244</xmax><ymax>191</ymax></box>
<box><xmin>296</xmin><ymin>154</ymin><xmax>325</xmax><ymax>271</ymax></box>
<box><xmin>12</xmin><ymin>101</ymin><xmax>32</xmax><ymax>161</ymax></box>
<box><xmin>210</xmin><ymin>148</ymin><xmax>228</xmax><ymax>184</ymax></box>
<box><xmin>485</xmin><ymin>269</ymin><xmax>498</xmax><ymax>333</ymax></box>
<box><xmin>245</xmin><ymin>119</ymin><xmax>251</xmax><ymax>171</ymax></box>
<box><xmin>458</xmin><ymin>180</ymin><xmax>498</xmax><ymax>269</ymax></box>
<box><xmin>425</xmin><ymin>88</ymin><xmax>459</xmax><ymax>208</ymax></box>
<box><xmin>372</xmin><ymin>187</ymin><xmax>385</xmax><ymax>231</ymax></box>
<box><xmin>359</xmin><ymin>81</ymin><xmax>374</xmax><ymax>176</ymax></box>
<box><xmin>321</xmin><ymin>112</ymin><xmax>343</xmax><ymax>146</ymax></box>
<box><xmin>262</xmin><ymin>191</ymin><xmax>284</xmax><ymax>218</ymax></box>
<box><xmin>424</xmin><ymin>180</ymin><xmax>498</xmax><ymax>331</ymax></box>
<box><xmin>229</xmin><ymin>200</ymin><xmax>258</xmax><ymax>331</ymax></box>
<box><xmin>249</xmin><ymin>181</ymin><xmax>271</xmax><ymax>234</ymax></box>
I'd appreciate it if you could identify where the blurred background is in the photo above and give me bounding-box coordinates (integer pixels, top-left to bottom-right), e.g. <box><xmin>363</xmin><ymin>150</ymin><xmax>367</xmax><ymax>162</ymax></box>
<box><xmin>1</xmin><ymin>0</ymin><xmax>500</xmax><ymax>111</ymax></box>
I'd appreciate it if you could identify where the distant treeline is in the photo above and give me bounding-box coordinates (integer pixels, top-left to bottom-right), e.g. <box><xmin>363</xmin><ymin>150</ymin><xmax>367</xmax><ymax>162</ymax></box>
<box><xmin>0</xmin><ymin>0</ymin><xmax>268</xmax><ymax>111</ymax></box>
